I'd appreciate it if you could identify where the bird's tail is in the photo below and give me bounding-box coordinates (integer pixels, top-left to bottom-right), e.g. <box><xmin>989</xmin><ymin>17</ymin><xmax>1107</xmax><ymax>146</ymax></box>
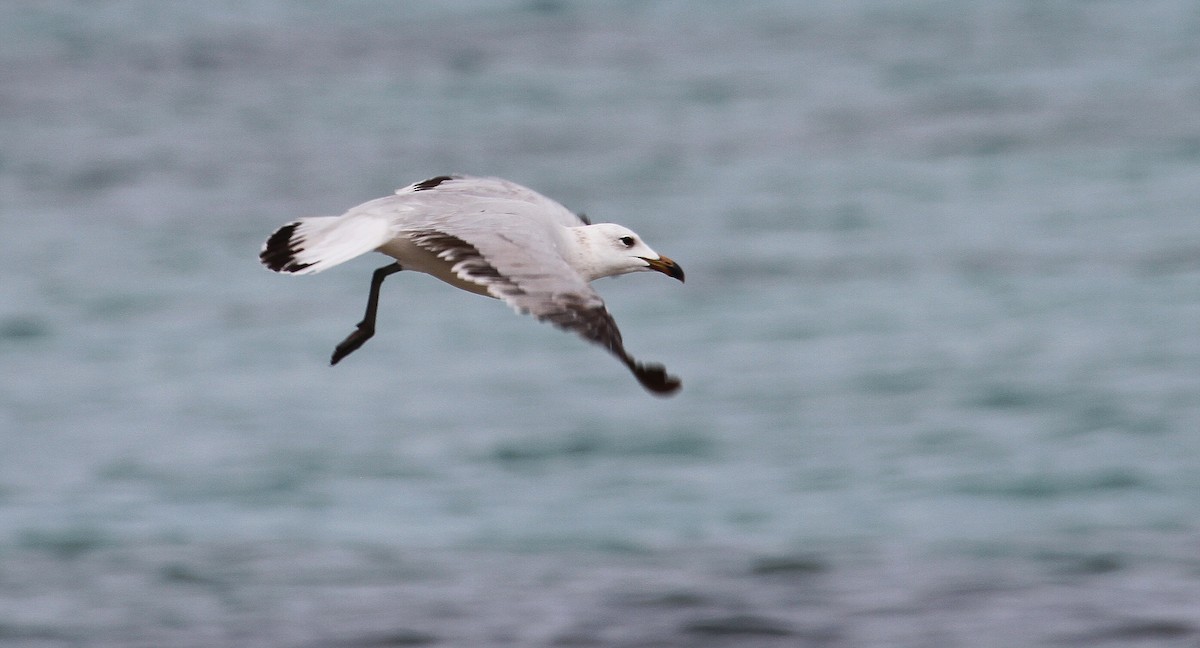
<box><xmin>259</xmin><ymin>215</ymin><xmax>391</xmax><ymax>275</ymax></box>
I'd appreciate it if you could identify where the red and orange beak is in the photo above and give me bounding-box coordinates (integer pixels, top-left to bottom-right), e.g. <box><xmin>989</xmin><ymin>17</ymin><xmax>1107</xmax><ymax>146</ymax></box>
<box><xmin>642</xmin><ymin>255</ymin><xmax>685</xmax><ymax>282</ymax></box>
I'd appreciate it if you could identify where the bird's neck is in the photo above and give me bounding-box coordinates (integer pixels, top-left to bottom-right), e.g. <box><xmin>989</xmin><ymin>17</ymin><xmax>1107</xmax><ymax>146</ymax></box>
<box><xmin>568</xmin><ymin>225</ymin><xmax>618</xmax><ymax>282</ymax></box>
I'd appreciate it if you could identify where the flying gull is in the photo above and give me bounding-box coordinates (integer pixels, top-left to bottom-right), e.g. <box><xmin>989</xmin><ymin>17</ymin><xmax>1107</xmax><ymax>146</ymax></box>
<box><xmin>260</xmin><ymin>175</ymin><xmax>685</xmax><ymax>395</ymax></box>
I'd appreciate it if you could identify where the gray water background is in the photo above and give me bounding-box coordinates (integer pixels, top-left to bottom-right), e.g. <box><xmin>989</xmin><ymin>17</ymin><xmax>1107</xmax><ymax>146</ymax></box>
<box><xmin>2</xmin><ymin>1</ymin><xmax>1200</xmax><ymax>646</ymax></box>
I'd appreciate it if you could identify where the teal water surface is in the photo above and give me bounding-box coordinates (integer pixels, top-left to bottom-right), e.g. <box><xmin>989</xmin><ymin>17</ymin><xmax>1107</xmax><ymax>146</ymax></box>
<box><xmin>2</xmin><ymin>2</ymin><xmax>1199</xmax><ymax>645</ymax></box>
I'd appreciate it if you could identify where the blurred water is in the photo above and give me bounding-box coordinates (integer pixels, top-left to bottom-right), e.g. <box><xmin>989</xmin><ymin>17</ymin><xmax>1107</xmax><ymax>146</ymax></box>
<box><xmin>2</xmin><ymin>1</ymin><xmax>1200</xmax><ymax>646</ymax></box>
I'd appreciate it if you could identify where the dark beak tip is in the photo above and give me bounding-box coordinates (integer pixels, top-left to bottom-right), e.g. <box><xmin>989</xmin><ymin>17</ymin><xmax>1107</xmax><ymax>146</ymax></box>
<box><xmin>643</xmin><ymin>256</ymin><xmax>685</xmax><ymax>283</ymax></box>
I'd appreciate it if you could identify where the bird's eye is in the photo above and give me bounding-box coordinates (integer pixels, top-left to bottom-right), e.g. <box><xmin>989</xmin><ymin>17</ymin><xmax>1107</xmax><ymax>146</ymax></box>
<box><xmin>619</xmin><ymin>236</ymin><xmax>635</xmax><ymax>248</ymax></box>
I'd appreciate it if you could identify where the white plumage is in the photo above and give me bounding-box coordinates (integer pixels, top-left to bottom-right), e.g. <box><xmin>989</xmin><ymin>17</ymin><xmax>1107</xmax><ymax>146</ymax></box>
<box><xmin>260</xmin><ymin>175</ymin><xmax>685</xmax><ymax>395</ymax></box>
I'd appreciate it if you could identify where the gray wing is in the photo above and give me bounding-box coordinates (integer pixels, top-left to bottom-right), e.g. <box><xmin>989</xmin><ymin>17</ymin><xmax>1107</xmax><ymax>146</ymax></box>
<box><xmin>396</xmin><ymin>175</ymin><xmax>590</xmax><ymax>227</ymax></box>
<box><xmin>361</xmin><ymin>176</ymin><xmax>679</xmax><ymax>394</ymax></box>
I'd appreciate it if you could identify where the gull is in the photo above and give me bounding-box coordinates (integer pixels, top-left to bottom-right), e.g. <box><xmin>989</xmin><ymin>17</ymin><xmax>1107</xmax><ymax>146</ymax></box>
<box><xmin>259</xmin><ymin>175</ymin><xmax>685</xmax><ymax>395</ymax></box>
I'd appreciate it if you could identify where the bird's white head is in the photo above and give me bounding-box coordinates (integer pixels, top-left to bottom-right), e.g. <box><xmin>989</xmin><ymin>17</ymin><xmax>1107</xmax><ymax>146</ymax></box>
<box><xmin>573</xmin><ymin>223</ymin><xmax>685</xmax><ymax>283</ymax></box>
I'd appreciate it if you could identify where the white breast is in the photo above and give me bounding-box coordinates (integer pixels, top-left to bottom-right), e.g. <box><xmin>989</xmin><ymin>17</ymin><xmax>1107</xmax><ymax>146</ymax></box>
<box><xmin>376</xmin><ymin>237</ymin><xmax>496</xmax><ymax>298</ymax></box>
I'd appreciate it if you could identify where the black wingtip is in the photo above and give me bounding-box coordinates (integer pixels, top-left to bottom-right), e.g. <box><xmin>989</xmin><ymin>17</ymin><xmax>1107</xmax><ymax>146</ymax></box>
<box><xmin>412</xmin><ymin>175</ymin><xmax>456</xmax><ymax>191</ymax></box>
<box><xmin>633</xmin><ymin>362</ymin><xmax>682</xmax><ymax>397</ymax></box>
<box><xmin>260</xmin><ymin>222</ymin><xmax>313</xmax><ymax>273</ymax></box>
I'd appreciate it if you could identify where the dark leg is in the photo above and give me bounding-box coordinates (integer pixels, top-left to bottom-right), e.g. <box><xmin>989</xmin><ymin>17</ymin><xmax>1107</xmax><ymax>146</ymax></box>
<box><xmin>331</xmin><ymin>263</ymin><xmax>404</xmax><ymax>365</ymax></box>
